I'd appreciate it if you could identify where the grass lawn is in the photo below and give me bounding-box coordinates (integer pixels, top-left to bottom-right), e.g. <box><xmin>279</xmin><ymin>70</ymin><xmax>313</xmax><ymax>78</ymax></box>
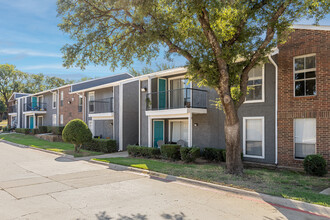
<box><xmin>94</xmin><ymin>157</ymin><xmax>330</xmax><ymax>207</ymax></box>
<box><xmin>0</xmin><ymin>133</ymin><xmax>102</xmax><ymax>157</ymax></box>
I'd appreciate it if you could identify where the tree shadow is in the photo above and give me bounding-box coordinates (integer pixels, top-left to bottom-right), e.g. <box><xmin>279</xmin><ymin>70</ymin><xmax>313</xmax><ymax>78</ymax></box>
<box><xmin>92</xmin><ymin>211</ymin><xmax>187</xmax><ymax>220</ymax></box>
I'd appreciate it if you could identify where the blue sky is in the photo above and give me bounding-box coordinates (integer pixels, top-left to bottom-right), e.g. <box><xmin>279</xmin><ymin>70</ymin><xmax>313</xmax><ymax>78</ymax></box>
<box><xmin>0</xmin><ymin>0</ymin><xmax>329</xmax><ymax>81</ymax></box>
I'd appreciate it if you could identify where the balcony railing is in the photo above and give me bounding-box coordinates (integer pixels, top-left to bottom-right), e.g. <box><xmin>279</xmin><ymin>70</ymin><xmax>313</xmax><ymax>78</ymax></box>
<box><xmin>89</xmin><ymin>97</ymin><xmax>113</xmax><ymax>114</ymax></box>
<box><xmin>23</xmin><ymin>102</ymin><xmax>47</xmax><ymax>112</ymax></box>
<box><xmin>8</xmin><ymin>105</ymin><xmax>17</xmax><ymax>113</ymax></box>
<box><xmin>146</xmin><ymin>88</ymin><xmax>207</xmax><ymax>111</ymax></box>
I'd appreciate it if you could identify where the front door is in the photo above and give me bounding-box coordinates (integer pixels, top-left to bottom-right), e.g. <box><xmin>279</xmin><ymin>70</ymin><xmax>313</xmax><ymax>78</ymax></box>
<box><xmin>153</xmin><ymin>120</ymin><xmax>164</xmax><ymax>148</ymax></box>
<box><xmin>158</xmin><ymin>78</ymin><xmax>166</xmax><ymax>110</ymax></box>
<box><xmin>29</xmin><ymin>116</ymin><xmax>34</xmax><ymax>129</ymax></box>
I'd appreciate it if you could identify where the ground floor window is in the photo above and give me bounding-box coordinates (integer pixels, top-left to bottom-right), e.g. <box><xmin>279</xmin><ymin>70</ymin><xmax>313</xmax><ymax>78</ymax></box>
<box><xmin>294</xmin><ymin>118</ymin><xmax>316</xmax><ymax>159</ymax></box>
<box><xmin>37</xmin><ymin>116</ymin><xmax>43</xmax><ymax>127</ymax></box>
<box><xmin>243</xmin><ymin>117</ymin><xmax>264</xmax><ymax>158</ymax></box>
<box><xmin>169</xmin><ymin>120</ymin><xmax>188</xmax><ymax>145</ymax></box>
<box><xmin>60</xmin><ymin>114</ymin><xmax>64</xmax><ymax>125</ymax></box>
<box><xmin>52</xmin><ymin>114</ymin><xmax>57</xmax><ymax>126</ymax></box>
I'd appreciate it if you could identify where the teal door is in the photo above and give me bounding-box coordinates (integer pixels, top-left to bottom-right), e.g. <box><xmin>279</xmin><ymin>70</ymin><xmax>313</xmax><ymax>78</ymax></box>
<box><xmin>29</xmin><ymin>116</ymin><xmax>34</xmax><ymax>129</ymax></box>
<box><xmin>153</xmin><ymin>120</ymin><xmax>164</xmax><ymax>148</ymax></box>
<box><xmin>32</xmin><ymin>97</ymin><xmax>37</xmax><ymax>109</ymax></box>
<box><xmin>158</xmin><ymin>79</ymin><xmax>166</xmax><ymax>109</ymax></box>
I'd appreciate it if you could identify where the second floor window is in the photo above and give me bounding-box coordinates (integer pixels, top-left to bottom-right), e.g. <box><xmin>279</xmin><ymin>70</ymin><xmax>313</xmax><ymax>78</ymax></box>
<box><xmin>60</xmin><ymin>91</ymin><xmax>64</xmax><ymax>106</ymax></box>
<box><xmin>89</xmin><ymin>92</ymin><xmax>95</xmax><ymax>112</ymax></box>
<box><xmin>78</xmin><ymin>95</ymin><xmax>83</xmax><ymax>112</ymax></box>
<box><xmin>246</xmin><ymin>65</ymin><xmax>263</xmax><ymax>102</ymax></box>
<box><xmin>52</xmin><ymin>92</ymin><xmax>57</xmax><ymax>109</ymax></box>
<box><xmin>294</xmin><ymin>55</ymin><xmax>316</xmax><ymax>97</ymax></box>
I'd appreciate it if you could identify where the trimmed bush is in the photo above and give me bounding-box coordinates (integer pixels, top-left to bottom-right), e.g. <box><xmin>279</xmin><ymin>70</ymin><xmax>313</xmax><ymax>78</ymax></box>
<box><xmin>47</xmin><ymin>126</ymin><xmax>53</xmax><ymax>133</ymax></box>
<box><xmin>202</xmin><ymin>147</ymin><xmax>225</xmax><ymax>162</ymax></box>
<box><xmin>51</xmin><ymin>126</ymin><xmax>65</xmax><ymax>135</ymax></box>
<box><xmin>127</xmin><ymin>145</ymin><xmax>161</xmax><ymax>158</ymax></box>
<box><xmin>31</xmin><ymin>128</ymin><xmax>39</xmax><ymax>135</ymax></box>
<box><xmin>62</xmin><ymin>119</ymin><xmax>92</xmax><ymax>153</ymax></box>
<box><xmin>16</xmin><ymin>128</ymin><xmax>31</xmax><ymax>134</ymax></box>
<box><xmin>83</xmin><ymin>139</ymin><xmax>117</xmax><ymax>153</ymax></box>
<box><xmin>303</xmin><ymin>154</ymin><xmax>328</xmax><ymax>176</ymax></box>
<box><xmin>160</xmin><ymin>144</ymin><xmax>181</xmax><ymax>160</ymax></box>
<box><xmin>180</xmin><ymin>147</ymin><xmax>200</xmax><ymax>163</ymax></box>
<box><xmin>39</xmin><ymin>126</ymin><xmax>48</xmax><ymax>133</ymax></box>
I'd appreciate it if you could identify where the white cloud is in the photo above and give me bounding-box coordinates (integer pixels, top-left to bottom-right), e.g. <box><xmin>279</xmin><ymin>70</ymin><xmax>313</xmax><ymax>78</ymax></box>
<box><xmin>21</xmin><ymin>64</ymin><xmax>64</xmax><ymax>70</ymax></box>
<box><xmin>0</xmin><ymin>49</ymin><xmax>61</xmax><ymax>57</ymax></box>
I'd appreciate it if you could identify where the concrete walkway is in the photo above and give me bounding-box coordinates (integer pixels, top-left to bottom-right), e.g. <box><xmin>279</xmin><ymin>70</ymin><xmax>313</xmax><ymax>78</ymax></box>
<box><xmin>0</xmin><ymin>141</ymin><xmax>329</xmax><ymax>220</ymax></box>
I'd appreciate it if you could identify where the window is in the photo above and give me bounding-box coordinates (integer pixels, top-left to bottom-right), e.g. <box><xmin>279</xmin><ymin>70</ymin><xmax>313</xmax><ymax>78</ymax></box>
<box><xmin>78</xmin><ymin>95</ymin><xmax>83</xmax><ymax>112</ymax></box>
<box><xmin>88</xmin><ymin>92</ymin><xmax>95</xmax><ymax>113</ymax></box>
<box><xmin>169</xmin><ymin>120</ymin><xmax>188</xmax><ymax>145</ymax></box>
<box><xmin>60</xmin><ymin>114</ymin><xmax>64</xmax><ymax>125</ymax></box>
<box><xmin>169</xmin><ymin>78</ymin><xmax>191</xmax><ymax>108</ymax></box>
<box><xmin>52</xmin><ymin>92</ymin><xmax>57</xmax><ymax>109</ymax></box>
<box><xmin>294</xmin><ymin>119</ymin><xmax>316</xmax><ymax>159</ymax></box>
<box><xmin>52</xmin><ymin>114</ymin><xmax>57</xmax><ymax>126</ymax></box>
<box><xmin>246</xmin><ymin>65</ymin><xmax>264</xmax><ymax>102</ymax></box>
<box><xmin>88</xmin><ymin>120</ymin><xmax>94</xmax><ymax>136</ymax></box>
<box><xmin>294</xmin><ymin>55</ymin><xmax>316</xmax><ymax>96</ymax></box>
<box><xmin>243</xmin><ymin>117</ymin><xmax>264</xmax><ymax>158</ymax></box>
<box><xmin>60</xmin><ymin>91</ymin><xmax>64</xmax><ymax>106</ymax></box>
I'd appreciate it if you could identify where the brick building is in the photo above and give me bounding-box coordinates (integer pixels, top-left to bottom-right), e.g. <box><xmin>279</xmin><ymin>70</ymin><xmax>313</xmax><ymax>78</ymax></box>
<box><xmin>277</xmin><ymin>25</ymin><xmax>329</xmax><ymax>168</ymax></box>
<box><xmin>58</xmin><ymin>86</ymin><xmax>83</xmax><ymax>126</ymax></box>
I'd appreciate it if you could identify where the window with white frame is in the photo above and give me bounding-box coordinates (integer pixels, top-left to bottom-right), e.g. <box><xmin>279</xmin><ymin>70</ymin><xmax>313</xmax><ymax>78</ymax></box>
<box><xmin>246</xmin><ymin>65</ymin><xmax>263</xmax><ymax>102</ymax></box>
<box><xmin>243</xmin><ymin>117</ymin><xmax>264</xmax><ymax>158</ymax></box>
<box><xmin>88</xmin><ymin>120</ymin><xmax>94</xmax><ymax>136</ymax></box>
<box><xmin>52</xmin><ymin>114</ymin><xmax>57</xmax><ymax>126</ymax></box>
<box><xmin>60</xmin><ymin>91</ymin><xmax>64</xmax><ymax>106</ymax></box>
<box><xmin>88</xmin><ymin>92</ymin><xmax>95</xmax><ymax>113</ymax></box>
<box><xmin>52</xmin><ymin>92</ymin><xmax>57</xmax><ymax>109</ymax></box>
<box><xmin>294</xmin><ymin>118</ymin><xmax>316</xmax><ymax>159</ymax></box>
<box><xmin>78</xmin><ymin>95</ymin><xmax>83</xmax><ymax>112</ymax></box>
<box><xmin>294</xmin><ymin>55</ymin><xmax>316</xmax><ymax>97</ymax></box>
<box><xmin>60</xmin><ymin>114</ymin><xmax>64</xmax><ymax>125</ymax></box>
<box><xmin>169</xmin><ymin>120</ymin><xmax>188</xmax><ymax>145</ymax></box>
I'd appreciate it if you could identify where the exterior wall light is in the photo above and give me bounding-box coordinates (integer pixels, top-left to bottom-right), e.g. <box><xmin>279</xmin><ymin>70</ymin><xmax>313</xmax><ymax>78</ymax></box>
<box><xmin>141</xmin><ymin>87</ymin><xmax>147</xmax><ymax>92</ymax></box>
<box><xmin>194</xmin><ymin>123</ymin><xmax>198</xmax><ymax>127</ymax></box>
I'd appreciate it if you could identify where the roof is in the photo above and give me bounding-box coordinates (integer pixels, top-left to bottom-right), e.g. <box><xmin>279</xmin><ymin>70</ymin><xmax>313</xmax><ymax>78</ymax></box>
<box><xmin>135</xmin><ymin>67</ymin><xmax>188</xmax><ymax>81</ymax></box>
<box><xmin>71</xmin><ymin>73</ymin><xmax>133</xmax><ymax>93</ymax></box>
<box><xmin>9</xmin><ymin>92</ymin><xmax>30</xmax><ymax>101</ymax></box>
<box><xmin>292</xmin><ymin>24</ymin><xmax>330</xmax><ymax>31</ymax></box>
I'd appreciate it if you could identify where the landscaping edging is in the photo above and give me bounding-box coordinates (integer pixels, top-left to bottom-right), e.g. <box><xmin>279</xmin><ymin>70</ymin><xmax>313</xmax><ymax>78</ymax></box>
<box><xmin>90</xmin><ymin>159</ymin><xmax>330</xmax><ymax>218</ymax></box>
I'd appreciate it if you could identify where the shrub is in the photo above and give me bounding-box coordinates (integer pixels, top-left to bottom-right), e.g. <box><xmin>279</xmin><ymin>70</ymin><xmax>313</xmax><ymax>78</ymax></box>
<box><xmin>51</xmin><ymin>126</ymin><xmax>65</xmax><ymax>135</ymax></box>
<box><xmin>83</xmin><ymin>139</ymin><xmax>117</xmax><ymax>153</ymax></box>
<box><xmin>0</xmin><ymin>126</ymin><xmax>2</xmax><ymax>131</ymax></box>
<box><xmin>39</xmin><ymin>126</ymin><xmax>48</xmax><ymax>133</ymax></box>
<box><xmin>2</xmin><ymin>126</ymin><xmax>9</xmax><ymax>132</ymax></box>
<box><xmin>180</xmin><ymin>147</ymin><xmax>200</xmax><ymax>163</ymax></box>
<box><xmin>303</xmin><ymin>154</ymin><xmax>328</xmax><ymax>176</ymax></box>
<box><xmin>47</xmin><ymin>126</ymin><xmax>53</xmax><ymax>133</ymax></box>
<box><xmin>160</xmin><ymin>144</ymin><xmax>181</xmax><ymax>160</ymax></box>
<box><xmin>202</xmin><ymin>147</ymin><xmax>225</xmax><ymax>162</ymax></box>
<box><xmin>31</xmin><ymin>128</ymin><xmax>39</xmax><ymax>135</ymax></box>
<box><xmin>62</xmin><ymin>119</ymin><xmax>92</xmax><ymax>153</ymax></box>
<box><xmin>127</xmin><ymin>145</ymin><xmax>161</xmax><ymax>158</ymax></box>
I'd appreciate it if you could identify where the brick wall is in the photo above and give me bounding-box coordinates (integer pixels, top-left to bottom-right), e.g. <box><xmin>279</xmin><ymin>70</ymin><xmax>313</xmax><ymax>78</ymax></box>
<box><xmin>58</xmin><ymin>86</ymin><xmax>83</xmax><ymax>125</ymax></box>
<box><xmin>277</xmin><ymin>28</ymin><xmax>329</xmax><ymax>168</ymax></box>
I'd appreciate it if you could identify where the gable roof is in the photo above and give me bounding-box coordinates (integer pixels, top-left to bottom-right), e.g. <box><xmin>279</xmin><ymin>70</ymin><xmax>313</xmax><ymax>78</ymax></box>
<box><xmin>292</xmin><ymin>24</ymin><xmax>330</xmax><ymax>31</ymax></box>
<box><xmin>71</xmin><ymin>73</ymin><xmax>132</xmax><ymax>93</ymax></box>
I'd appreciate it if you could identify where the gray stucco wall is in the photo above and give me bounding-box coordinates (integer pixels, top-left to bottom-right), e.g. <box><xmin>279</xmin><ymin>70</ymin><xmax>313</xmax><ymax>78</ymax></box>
<box><xmin>140</xmin><ymin>80</ymin><xmax>149</xmax><ymax>146</ymax></box>
<box><xmin>122</xmin><ymin>81</ymin><xmax>139</xmax><ymax>149</ymax></box>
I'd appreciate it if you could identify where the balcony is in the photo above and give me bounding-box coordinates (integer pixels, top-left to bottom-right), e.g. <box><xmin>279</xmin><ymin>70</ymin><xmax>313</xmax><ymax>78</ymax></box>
<box><xmin>23</xmin><ymin>102</ymin><xmax>47</xmax><ymax>112</ymax></box>
<box><xmin>8</xmin><ymin>105</ymin><xmax>17</xmax><ymax>114</ymax></box>
<box><xmin>89</xmin><ymin>97</ymin><xmax>113</xmax><ymax>114</ymax></box>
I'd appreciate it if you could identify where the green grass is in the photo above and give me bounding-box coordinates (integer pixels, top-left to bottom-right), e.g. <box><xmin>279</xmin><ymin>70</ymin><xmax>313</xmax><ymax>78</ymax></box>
<box><xmin>93</xmin><ymin>157</ymin><xmax>330</xmax><ymax>207</ymax></box>
<box><xmin>0</xmin><ymin>133</ymin><xmax>102</xmax><ymax>157</ymax></box>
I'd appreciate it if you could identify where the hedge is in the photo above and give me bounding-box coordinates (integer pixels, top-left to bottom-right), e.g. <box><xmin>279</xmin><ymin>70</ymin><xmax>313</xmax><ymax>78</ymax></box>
<box><xmin>127</xmin><ymin>145</ymin><xmax>161</xmax><ymax>158</ymax></box>
<box><xmin>39</xmin><ymin>126</ymin><xmax>48</xmax><ymax>133</ymax></box>
<box><xmin>203</xmin><ymin>147</ymin><xmax>225</xmax><ymax>162</ymax></box>
<box><xmin>160</xmin><ymin>144</ymin><xmax>181</xmax><ymax>160</ymax></box>
<box><xmin>83</xmin><ymin>139</ymin><xmax>117</xmax><ymax>153</ymax></box>
<box><xmin>303</xmin><ymin>154</ymin><xmax>328</xmax><ymax>176</ymax></box>
<box><xmin>16</xmin><ymin>128</ymin><xmax>30</xmax><ymax>134</ymax></box>
<box><xmin>51</xmin><ymin>126</ymin><xmax>65</xmax><ymax>135</ymax></box>
<box><xmin>31</xmin><ymin>128</ymin><xmax>39</xmax><ymax>135</ymax></box>
<box><xmin>180</xmin><ymin>147</ymin><xmax>200</xmax><ymax>163</ymax></box>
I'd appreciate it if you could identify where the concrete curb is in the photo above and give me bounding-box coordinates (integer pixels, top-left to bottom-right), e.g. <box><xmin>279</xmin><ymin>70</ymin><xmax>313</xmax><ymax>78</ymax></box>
<box><xmin>90</xmin><ymin>159</ymin><xmax>330</xmax><ymax>218</ymax></box>
<box><xmin>1</xmin><ymin>139</ymin><xmax>329</xmax><ymax>218</ymax></box>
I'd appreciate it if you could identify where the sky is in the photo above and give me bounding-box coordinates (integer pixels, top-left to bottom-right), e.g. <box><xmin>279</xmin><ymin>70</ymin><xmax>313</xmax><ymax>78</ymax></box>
<box><xmin>0</xmin><ymin>0</ymin><xmax>329</xmax><ymax>81</ymax></box>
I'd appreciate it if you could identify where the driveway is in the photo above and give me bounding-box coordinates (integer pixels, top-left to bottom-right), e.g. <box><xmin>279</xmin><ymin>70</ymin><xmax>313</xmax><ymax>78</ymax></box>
<box><xmin>0</xmin><ymin>141</ymin><xmax>328</xmax><ymax>220</ymax></box>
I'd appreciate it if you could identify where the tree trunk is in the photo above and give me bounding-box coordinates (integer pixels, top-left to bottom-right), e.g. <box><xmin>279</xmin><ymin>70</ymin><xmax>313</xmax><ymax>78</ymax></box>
<box><xmin>224</xmin><ymin>112</ymin><xmax>243</xmax><ymax>175</ymax></box>
<box><xmin>74</xmin><ymin>144</ymin><xmax>78</xmax><ymax>153</ymax></box>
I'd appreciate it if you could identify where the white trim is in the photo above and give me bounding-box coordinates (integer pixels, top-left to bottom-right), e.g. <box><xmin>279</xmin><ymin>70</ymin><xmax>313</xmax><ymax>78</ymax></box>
<box><xmin>88</xmin><ymin>120</ymin><xmax>94</xmax><ymax>136</ymax></box>
<box><xmin>292</xmin><ymin>24</ymin><xmax>330</xmax><ymax>31</ymax></box>
<box><xmin>188</xmin><ymin>114</ymin><xmax>192</xmax><ymax>147</ymax></box>
<box><xmin>146</xmin><ymin>108</ymin><xmax>207</xmax><ymax>116</ymax></box>
<box><xmin>244</xmin><ymin>64</ymin><xmax>265</xmax><ymax>103</ymax></box>
<box><xmin>242</xmin><ymin>116</ymin><xmax>265</xmax><ymax>159</ymax></box>
<box><xmin>88</xmin><ymin>112</ymin><xmax>114</xmax><ymax>118</ymax></box>
<box><xmin>148</xmin><ymin>117</ymin><xmax>152</xmax><ymax>147</ymax></box>
<box><xmin>138</xmin><ymin>80</ymin><xmax>141</xmax><ymax>146</ymax></box>
<box><xmin>23</xmin><ymin>111</ymin><xmax>46</xmax><ymax>115</ymax></box>
<box><xmin>119</xmin><ymin>83</ymin><xmax>123</xmax><ymax>151</ymax></box>
<box><xmin>268</xmin><ymin>55</ymin><xmax>278</xmax><ymax>164</ymax></box>
<box><xmin>17</xmin><ymin>99</ymin><xmax>21</xmax><ymax>128</ymax></box>
<box><xmin>152</xmin><ymin>120</ymin><xmax>165</xmax><ymax>148</ymax></box>
<box><xmin>37</xmin><ymin>116</ymin><xmax>43</xmax><ymax>127</ymax></box>
<box><xmin>8</xmin><ymin>113</ymin><xmax>17</xmax><ymax>116</ymax></box>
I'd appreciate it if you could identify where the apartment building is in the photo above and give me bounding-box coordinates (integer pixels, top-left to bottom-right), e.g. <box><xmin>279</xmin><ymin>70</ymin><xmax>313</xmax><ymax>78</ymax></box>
<box><xmin>7</xmin><ymin>92</ymin><xmax>30</xmax><ymax>128</ymax></box>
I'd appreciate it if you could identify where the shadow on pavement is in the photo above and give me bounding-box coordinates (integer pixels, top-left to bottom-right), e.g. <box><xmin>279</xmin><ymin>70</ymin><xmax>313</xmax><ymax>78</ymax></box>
<box><xmin>89</xmin><ymin>211</ymin><xmax>187</xmax><ymax>220</ymax></box>
<box><xmin>55</xmin><ymin>156</ymin><xmax>75</xmax><ymax>162</ymax></box>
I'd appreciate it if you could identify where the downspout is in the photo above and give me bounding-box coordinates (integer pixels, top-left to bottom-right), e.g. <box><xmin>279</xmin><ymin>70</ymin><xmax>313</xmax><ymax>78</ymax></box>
<box><xmin>268</xmin><ymin>53</ymin><xmax>278</xmax><ymax>165</ymax></box>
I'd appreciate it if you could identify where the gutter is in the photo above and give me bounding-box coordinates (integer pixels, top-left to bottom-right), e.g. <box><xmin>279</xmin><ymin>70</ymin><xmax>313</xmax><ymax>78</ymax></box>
<box><xmin>268</xmin><ymin>52</ymin><xmax>278</xmax><ymax>165</ymax></box>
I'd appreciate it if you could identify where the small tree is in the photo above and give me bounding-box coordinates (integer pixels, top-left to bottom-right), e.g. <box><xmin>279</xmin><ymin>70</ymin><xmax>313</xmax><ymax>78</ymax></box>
<box><xmin>62</xmin><ymin>119</ymin><xmax>92</xmax><ymax>153</ymax></box>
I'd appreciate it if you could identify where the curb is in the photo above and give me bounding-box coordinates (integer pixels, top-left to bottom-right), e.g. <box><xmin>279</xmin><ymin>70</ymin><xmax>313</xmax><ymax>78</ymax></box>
<box><xmin>1</xmin><ymin>139</ymin><xmax>329</xmax><ymax>218</ymax></box>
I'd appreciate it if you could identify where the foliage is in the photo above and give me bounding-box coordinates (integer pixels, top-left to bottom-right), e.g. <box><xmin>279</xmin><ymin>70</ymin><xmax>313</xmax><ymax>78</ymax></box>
<box><xmin>31</xmin><ymin>128</ymin><xmax>39</xmax><ymax>135</ymax></box>
<box><xmin>38</xmin><ymin>126</ymin><xmax>48</xmax><ymax>134</ymax></box>
<box><xmin>15</xmin><ymin>128</ymin><xmax>30</xmax><ymax>134</ymax></box>
<box><xmin>51</xmin><ymin>126</ymin><xmax>65</xmax><ymax>135</ymax></box>
<box><xmin>303</xmin><ymin>154</ymin><xmax>328</xmax><ymax>177</ymax></box>
<box><xmin>202</xmin><ymin>147</ymin><xmax>225</xmax><ymax>162</ymax></box>
<box><xmin>127</xmin><ymin>145</ymin><xmax>161</xmax><ymax>158</ymax></box>
<box><xmin>160</xmin><ymin>144</ymin><xmax>181</xmax><ymax>160</ymax></box>
<box><xmin>129</xmin><ymin>63</ymin><xmax>177</xmax><ymax>76</ymax></box>
<box><xmin>180</xmin><ymin>147</ymin><xmax>200</xmax><ymax>163</ymax></box>
<box><xmin>62</xmin><ymin>119</ymin><xmax>92</xmax><ymax>152</ymax></box>
<box><xmin>83</xmin><ymin>139</ymin><xmax>117</xmax><ymax>153</ymax></box>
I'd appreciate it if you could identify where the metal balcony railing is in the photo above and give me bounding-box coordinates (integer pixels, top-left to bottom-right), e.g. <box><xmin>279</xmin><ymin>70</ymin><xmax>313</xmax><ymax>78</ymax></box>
<box><xmin>146</xmin><ymin>88</ymin><xmax>208</xmax><ymax>111</ymax></box>
<box><xmin>89</xmin><ymin>97</ymin><xmax>113</xmax><ymax>114</ymax></box>
<box><xmin>23</xmin><ymin>102</ymin><xmax>47</xmax><ymax>112</ymax></box>
<box><xmin>8</xmin><ymin>105</ymin><xmax>17</xmax><ymax>113</ymax></box>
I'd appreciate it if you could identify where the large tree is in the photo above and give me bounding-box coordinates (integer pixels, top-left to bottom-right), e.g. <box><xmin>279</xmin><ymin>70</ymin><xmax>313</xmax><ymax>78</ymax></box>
<box><xmin>57</xmin><ymin>0</ymin><xmax>329</xmax><ymax>174</ymax></box>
